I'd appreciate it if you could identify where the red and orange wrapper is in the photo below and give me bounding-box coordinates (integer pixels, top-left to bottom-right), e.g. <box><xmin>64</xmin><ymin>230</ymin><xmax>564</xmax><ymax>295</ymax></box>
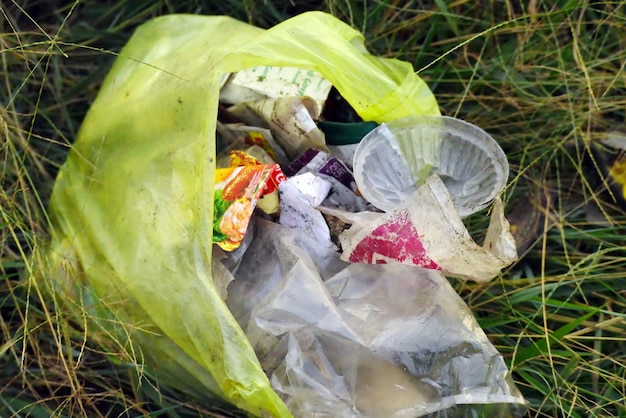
<box><xmin>213</xmin><ymin>151</ymin><xmax>285</xmax><ymax>251</ymax></box>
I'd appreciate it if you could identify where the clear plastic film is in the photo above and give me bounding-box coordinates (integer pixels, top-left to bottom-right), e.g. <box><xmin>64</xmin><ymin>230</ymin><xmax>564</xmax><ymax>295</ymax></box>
<box><xmin>223</xmin><ymin>218</ymin><xmax>526</xmax><ymax>417</ymax></box>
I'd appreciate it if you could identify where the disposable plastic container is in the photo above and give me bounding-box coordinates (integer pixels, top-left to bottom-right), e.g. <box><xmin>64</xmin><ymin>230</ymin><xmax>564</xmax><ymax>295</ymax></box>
<box><xmin>353</xmin><ymin>115</ymin><xmax>509</xmax><ymax>217</ymax></box>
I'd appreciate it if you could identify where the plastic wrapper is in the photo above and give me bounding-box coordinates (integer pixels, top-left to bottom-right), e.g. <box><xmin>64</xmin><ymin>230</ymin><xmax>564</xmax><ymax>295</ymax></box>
<box><xmin>278</xmin><ymin>174</ymin><xmax>335</xmax><ymax>250</ymax></box>
<box><xmin>285</xmin><ymin>148</ymin><xmax>358</xmax><ymax>192</ymax></box>
<box><xmin>224</xmin><ymin>218</ymin><xmax>526</xmax><ymax>417</ymax></box>
<box><xmin>35</xmin><ymin>11</ymin><xmax>440</xmax><ymax>417</ymax></box>
<box><xmin>217</xmin><ymin>123</ymin><xmax>289</xmax><ymax>166</ymax></box>
<box><xmin>214</xmin><ymin>162</ymin><xmax>284</xmax><ymax>250</ymax></box>
<box><xmin>285</xmin><ymin>148</ymin><xmax>374</xmax><ymax>212</ymax></box>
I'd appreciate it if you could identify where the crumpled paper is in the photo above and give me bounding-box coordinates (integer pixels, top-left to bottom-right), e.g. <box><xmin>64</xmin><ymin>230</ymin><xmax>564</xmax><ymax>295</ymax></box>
<box><xmin>228</xmin><ymin>96</ymin><xmax>328</xmax><ymax>159</ymax></box>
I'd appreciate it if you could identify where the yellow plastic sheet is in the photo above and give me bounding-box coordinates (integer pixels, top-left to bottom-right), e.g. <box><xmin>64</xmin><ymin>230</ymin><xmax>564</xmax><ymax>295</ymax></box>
<box><xmin>38</xmin><ymin>12</ymin><xmax>439</xmax><ymax>417</ymax></box>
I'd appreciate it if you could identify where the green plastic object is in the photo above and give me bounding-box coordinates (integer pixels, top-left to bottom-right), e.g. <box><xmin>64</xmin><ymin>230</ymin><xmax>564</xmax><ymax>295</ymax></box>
<box><xmin>318</xmin><ymin>120</ymin><xmax>379</xmax><ymax>145</ymax></box>
<box><xmin>36</xmin><ymin>12</ymin><xmax>439</xmax><ymax>417</ymax></box>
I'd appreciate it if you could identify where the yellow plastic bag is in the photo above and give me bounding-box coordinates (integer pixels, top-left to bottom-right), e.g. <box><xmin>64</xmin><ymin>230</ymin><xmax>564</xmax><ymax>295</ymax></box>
<box><xmin>38</xmin><ymin>11</ymin><xmax>439</xmax><ymax>417</ymax></box>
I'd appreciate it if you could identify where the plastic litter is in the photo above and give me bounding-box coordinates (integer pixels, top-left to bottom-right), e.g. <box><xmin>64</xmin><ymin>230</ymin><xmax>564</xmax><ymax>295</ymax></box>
<box><xmin>353</xmin><ymin>115</ymin><xmax>509</xmax><ymax>217</ymax></box>
<box><xmin>334</xmin><ymin>175</ymin><xmax>517</xmax><ymax>282</ymax></box>
<box><xmin>227</xmin><ymin>96</ymin><xmax>328</xmax><ymax>159</ymax></box>
<box><xmin>278</xmin><ymin>173</ymin><xmax>336</xmax><ymax>250</ymax></box>
<box><xmin>588</xmin><ymin>129</ymin><xmax>626</xmax><ymax>209</ymax></box>
<box><xmin>217</xmin><ymin>123</ymin><xmax>289</xmax><ymax>166</ymax></box>
<box><xmin>38</xmin><ymin>11</ymin><xmax>525</xmax><ymax>418</ymax></box>
<box><xmin>285</xmin><ymin>148</ymin><xmax>357</xmax><ymax>193</ymax></box>
<box><xmin>213</xmin><ymin>160</ymin><xmax>285</xmax><ymax>250</ymax></box>
<box><xmin>223</xmin><ymin>218</ymin><xmax>526</xmax><ymax>417</ymax></box>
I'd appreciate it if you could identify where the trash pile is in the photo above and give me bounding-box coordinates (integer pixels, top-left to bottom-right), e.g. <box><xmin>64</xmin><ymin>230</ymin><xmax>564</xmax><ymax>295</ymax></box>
<box><xmin>40</xmin><ymin>12</ymin><xmax>527</xmax><ymax>418</ymax></box>
<box><xmin>212</xmin><ymin>65</ymin><xmax>525</xmax><ymax>416</ymax></box>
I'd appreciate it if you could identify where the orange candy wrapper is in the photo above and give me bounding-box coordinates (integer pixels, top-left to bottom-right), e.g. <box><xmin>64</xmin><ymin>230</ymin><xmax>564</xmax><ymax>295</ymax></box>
<box><xmin>213</xmin><ymin>152</ymin><xmax>285</xmax><ymax>251</ymax></box>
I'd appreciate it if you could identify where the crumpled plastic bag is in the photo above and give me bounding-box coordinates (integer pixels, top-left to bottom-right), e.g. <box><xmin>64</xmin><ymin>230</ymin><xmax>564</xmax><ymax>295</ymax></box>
<box><xmin>35</xmin><ymin>11</ymin><xmax>440</xmax><ymax>417</ymax></box>
<box><xmin>225</xmin><ymin>217</ymin><xmax>526</xmax><ymax>417</ymax></box>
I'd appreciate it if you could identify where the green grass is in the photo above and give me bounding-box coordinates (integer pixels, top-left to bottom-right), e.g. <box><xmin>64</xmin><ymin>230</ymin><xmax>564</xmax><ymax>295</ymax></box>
<box><xmin>2</xmin><ymin>0</ymin><xmax>626</xmax><ymax>416</ymax></box>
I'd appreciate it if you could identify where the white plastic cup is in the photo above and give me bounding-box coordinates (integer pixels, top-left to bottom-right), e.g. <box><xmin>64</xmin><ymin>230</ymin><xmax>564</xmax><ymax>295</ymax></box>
<box><xmin>353</xmin><ymin>115</ymin><xmax>509</xmax><ymax>218</ymax></box>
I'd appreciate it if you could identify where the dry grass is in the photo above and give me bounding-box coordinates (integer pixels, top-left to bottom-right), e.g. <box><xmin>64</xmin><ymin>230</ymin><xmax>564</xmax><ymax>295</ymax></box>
<box><xmin>2</xmin><ymin>1</ymin><xmax>626</xmax><ymax>416</ymax></box>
